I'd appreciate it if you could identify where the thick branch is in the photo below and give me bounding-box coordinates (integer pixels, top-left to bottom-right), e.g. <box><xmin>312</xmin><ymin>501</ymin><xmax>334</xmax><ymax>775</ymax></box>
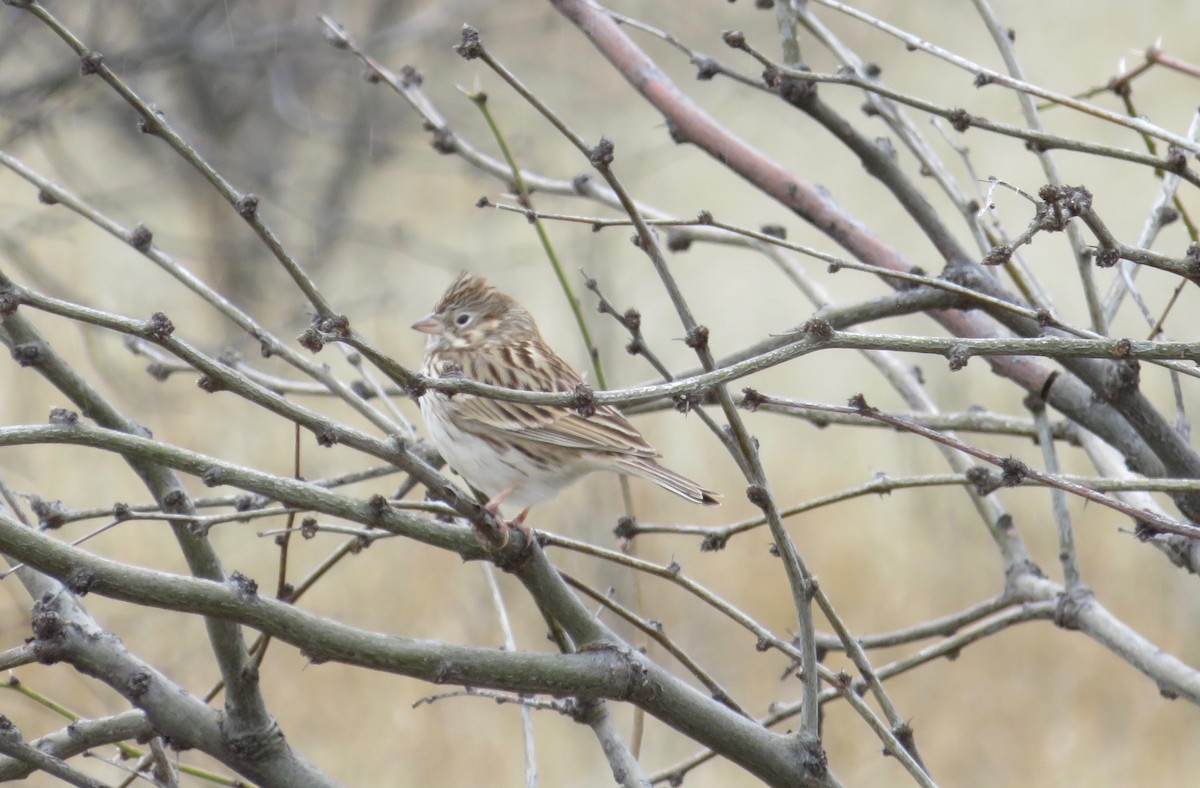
<box><xmin>0</xmin><ymin>509</ymin><xmax>827</xmax><ymax>788</ymax></box>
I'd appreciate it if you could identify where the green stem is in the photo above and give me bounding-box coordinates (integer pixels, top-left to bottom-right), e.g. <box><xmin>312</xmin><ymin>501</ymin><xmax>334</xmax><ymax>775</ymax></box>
<box><xmin>467</xmin><ymin>89</ymin><xmax>639</xmax><ymax>517</ymax></box>
<box><xmin>2</xmin><ymin>677</ymin><xmax>246</xmax><ymax>785</ymax></box>
<box><xmin>466</xmin><ymin>88</ymin><xmax>642</xmax><ymax>750</ymax></box>
<box><xmin>466</xmin><ymin>90</ymin><xmax>608</xmax><ymax>388</ymax></box>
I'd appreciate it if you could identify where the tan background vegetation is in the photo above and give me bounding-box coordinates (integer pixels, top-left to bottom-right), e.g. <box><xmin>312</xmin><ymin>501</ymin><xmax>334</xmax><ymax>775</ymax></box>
<box><xmin>2</xmin><ymin>1</ymin><xmax>1199</xmax><ymax>785</ymax></box>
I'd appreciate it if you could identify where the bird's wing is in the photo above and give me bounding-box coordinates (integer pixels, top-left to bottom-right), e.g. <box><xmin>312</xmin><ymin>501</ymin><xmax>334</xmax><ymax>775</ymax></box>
<box><xmin>446</xmin><ymin>342</ymin><xmax>661</xmax><ymax>459</ymax></box>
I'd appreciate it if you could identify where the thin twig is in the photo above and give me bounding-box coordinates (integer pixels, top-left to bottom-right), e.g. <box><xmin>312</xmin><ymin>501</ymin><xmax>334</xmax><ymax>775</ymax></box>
<box><xmin>481</xmin><ymin>563</ymin><xmax>538</xmax><ymax>788</ymax></box>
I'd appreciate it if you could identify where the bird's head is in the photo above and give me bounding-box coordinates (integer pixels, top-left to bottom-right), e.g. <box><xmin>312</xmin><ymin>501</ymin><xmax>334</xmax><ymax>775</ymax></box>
<box><xmin>412</xmin><ymin>272</ymin><xmax>537</xmax><ymax>352</ymax></box>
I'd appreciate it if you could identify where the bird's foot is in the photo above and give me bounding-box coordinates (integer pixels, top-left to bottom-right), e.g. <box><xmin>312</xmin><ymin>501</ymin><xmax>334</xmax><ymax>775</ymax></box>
<box><xmin>475</xmin><ymin>503</ymin><xmax>532</xmax><ymax>551</ymax></box>
<box><xmin>472</xmin><ymin>515</ymin><xmax>509</xmax><ymax>550</ymax></box>
<box><xmin>509</xmin><ymin>507</ymin><xmax>533</xmax><ymax>540</ymax></box>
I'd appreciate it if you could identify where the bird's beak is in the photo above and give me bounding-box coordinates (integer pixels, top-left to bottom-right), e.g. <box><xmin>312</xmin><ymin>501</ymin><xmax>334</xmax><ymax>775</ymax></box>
<box><xmin>411</xmin><ymin>315</ymin><xmax>442</xmax><ymax>335</ymax></box>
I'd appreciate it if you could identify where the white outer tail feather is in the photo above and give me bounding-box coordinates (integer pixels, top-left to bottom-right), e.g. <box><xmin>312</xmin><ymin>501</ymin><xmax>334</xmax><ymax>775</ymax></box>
<box><xmin>614</xmin><ymin>457</ymin><xmax>720</xmax><ymax>506</ymax></box>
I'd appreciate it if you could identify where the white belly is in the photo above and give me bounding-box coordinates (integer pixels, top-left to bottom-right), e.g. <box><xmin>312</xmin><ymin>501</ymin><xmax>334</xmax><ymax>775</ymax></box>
<box><xmin>421</xmin><ymin>393</ymin><xmax>591</xmax><ymax>513</ymax></box>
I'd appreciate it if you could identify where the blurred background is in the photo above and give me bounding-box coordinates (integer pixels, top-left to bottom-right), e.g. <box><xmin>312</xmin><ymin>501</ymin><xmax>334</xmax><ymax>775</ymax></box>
<box><xmin>2</xmin><ymin>1</ymin><xmax>1200</xmax><ymax>785</ymax></box>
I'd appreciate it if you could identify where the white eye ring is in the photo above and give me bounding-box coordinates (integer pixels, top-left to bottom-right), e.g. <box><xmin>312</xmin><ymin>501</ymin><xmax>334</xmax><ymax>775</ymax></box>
<box><xmin>455</xmin><ymin>313</ymin><xmax>471</xmax><ymax>326</ymax></box>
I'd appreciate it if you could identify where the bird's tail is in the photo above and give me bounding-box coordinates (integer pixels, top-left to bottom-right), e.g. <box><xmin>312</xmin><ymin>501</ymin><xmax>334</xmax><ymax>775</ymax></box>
<box><xmin>614</xmin><ymin>457</ymin><xmax>720</xmax><ymax>506</ymax></box>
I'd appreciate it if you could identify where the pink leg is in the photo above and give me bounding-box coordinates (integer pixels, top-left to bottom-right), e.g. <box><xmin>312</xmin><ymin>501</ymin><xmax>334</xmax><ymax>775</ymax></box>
<box><xmin>477</xmin><ymin>485</ymin><xmax>532</xmax><ymax>546</ymax></box>
<box><xmin>483</xmin><ymin>482</ymin><xmax>519</xmax><ymax>516</ymax></box>
<box><xmin>509</xmin><ymin>507</ymin><xmax>533</xmax><ymax>539</ymax></box>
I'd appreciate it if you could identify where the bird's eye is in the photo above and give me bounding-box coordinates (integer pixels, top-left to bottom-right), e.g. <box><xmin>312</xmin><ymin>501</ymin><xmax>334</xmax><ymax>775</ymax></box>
<box><xmin>455</xmin><ymin>313</ymin><xmax>471</xmax><ymax>326</ymax></box>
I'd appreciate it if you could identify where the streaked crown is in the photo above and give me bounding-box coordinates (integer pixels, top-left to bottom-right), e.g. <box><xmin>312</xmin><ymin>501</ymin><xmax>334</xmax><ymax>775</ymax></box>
<box><xmin>414</xmin><ymin>272</ymin><xmax>539</xmax><ymax>351</ymax></box>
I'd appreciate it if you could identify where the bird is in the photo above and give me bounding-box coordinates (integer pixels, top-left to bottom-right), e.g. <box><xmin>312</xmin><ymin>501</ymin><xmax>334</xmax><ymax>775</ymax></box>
<box><xmin>412</xmin><ymin>272</ymin><xmax>719</xmax><ymax>543</ymax></box>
